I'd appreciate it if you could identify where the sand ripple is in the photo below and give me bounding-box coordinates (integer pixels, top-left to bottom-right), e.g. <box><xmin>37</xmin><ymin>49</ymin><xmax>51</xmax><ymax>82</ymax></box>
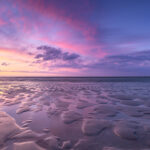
<box><xmin>0</xmin><ymin>80</ymin><xmax>150</xmax><ymax>149</ymax></box>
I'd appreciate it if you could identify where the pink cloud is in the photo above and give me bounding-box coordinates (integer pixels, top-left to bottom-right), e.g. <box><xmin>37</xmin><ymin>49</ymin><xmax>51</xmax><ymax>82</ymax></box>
<box><xmin>39</xmin><ymin>37</ymin><xmax>107</xmax><ymax>58</ymax></box>
<box><xmin>15</xmin><ymin>0</ymin><xmax>99</xmax><ymax>42</ymax></box>
<box><xmin>0</xmin><ymin>18</ymin><xmax>5</xmax><ymax>26</ymax></box>
<box><xmin>1</xmin><ymin>1</ymin><xmax>106</xmax><ymax>59</ymax></box>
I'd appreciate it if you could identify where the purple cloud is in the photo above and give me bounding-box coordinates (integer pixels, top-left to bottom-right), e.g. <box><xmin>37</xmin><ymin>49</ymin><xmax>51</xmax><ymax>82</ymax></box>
<box><xmin>35</xmin><ymin>45</ymin><xmax>80</xmax><ymax>62</ymax></box>
<box><xmin>84</xmin><ymin>50</ymin><xmax>150</xmax><ymax>76</ymax></box>
<box><xmin>1</xmin><ymin>62</ymin><xmax>9</xmax><ymax>66</ymax></box>
<box><xmin>104</xmin><ymin>50</ymin><xmax>150</xmax><ymax>64</ymax></box>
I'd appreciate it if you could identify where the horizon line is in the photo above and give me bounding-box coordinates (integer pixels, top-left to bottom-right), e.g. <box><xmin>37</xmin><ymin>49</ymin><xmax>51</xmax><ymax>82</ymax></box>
<box><xmin>0</xmin><ymin>76</ymin><xmax>150</xmax><ymax>78</ymax></box>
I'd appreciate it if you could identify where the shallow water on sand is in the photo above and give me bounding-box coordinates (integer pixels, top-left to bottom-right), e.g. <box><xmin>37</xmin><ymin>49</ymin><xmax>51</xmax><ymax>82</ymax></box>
<box><xmin>0</xmin><ymin>78</ymin><xmax>150</xmax><ymax>150</ymax></box>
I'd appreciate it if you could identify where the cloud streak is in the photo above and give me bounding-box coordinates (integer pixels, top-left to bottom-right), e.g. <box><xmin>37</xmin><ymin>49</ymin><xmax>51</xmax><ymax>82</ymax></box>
<box><xmin>85</xmin><ymin>50</ymin><xmax>150</xmax><ymax>76</ymax></box>
<box><xmin>104</xmin><ymin>50</ymin><xmax>150</xmax><ymax>65</ymax></box>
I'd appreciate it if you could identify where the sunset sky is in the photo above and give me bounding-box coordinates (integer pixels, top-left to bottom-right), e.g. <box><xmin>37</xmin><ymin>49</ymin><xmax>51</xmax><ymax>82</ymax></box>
<box><xmin>0</xmin><ymin>0</ymin><xmax>150</xmax><ymax>76</ymax></box>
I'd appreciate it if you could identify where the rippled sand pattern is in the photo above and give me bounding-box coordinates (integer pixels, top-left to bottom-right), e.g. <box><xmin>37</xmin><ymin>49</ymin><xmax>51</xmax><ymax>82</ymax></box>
<box><xmin>0</xmin><ymin>79</ymin><xmax>150</xmax><ymax>150</ymax></box>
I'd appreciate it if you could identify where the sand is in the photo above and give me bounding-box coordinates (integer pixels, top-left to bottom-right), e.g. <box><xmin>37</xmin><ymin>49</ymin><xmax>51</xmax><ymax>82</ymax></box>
<box><xmin>0</xmin><ymin>80</ymin><xmax>150</xmax><ymax>149</ymax></box>
<box><xmin>81</xmin><ymin>119</ymin><xmax>111</xmax><ymax>136</ymax></box>
<box><xmin>0</xmin><ymin>111</ymin><xmax>22</xmax><ymax>145</ymax></box>
<box><xmin>13</xmin><ymin>141</ymin><xmax>45</xmax><ymax>150</ymax></box>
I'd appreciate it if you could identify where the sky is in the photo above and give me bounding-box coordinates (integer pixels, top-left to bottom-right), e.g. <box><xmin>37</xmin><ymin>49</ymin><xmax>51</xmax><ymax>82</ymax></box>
<box><xmin>0</xmin><ymin>0</ymin><xmax>150</xmax><ymax>76</ymax></box>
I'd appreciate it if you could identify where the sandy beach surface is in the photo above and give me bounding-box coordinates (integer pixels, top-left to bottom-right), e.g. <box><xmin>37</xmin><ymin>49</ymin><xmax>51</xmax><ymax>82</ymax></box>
<box><xmin>0</xmin><ymin>77</ymin><xmax>150</xmax><ymax>150</ymax></box>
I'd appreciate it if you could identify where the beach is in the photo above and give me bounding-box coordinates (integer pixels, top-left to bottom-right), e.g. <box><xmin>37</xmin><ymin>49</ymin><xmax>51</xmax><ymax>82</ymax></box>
<box><xmin>0</xmin><ymin>77</ymin><xmax>150</xmax><ymax>150</ymax></box>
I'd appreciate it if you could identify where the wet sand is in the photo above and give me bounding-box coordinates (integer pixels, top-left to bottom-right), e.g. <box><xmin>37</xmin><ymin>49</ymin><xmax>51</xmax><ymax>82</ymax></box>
<box><xmin>0</xmin><ymin>78</ymin><xmax>150</xmax><ymax>149</ymax></box>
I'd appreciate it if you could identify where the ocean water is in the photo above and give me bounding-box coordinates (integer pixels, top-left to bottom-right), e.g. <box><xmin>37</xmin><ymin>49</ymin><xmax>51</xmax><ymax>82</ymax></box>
<box><xmin>1</xmin><ymin>76</ymin><xmax>150</xmax><ymax>82</ymax></box>
<box><xmin>0</xmin><ymin>77</ymin><xmax>150</xmax><ymax>150</ymax></box>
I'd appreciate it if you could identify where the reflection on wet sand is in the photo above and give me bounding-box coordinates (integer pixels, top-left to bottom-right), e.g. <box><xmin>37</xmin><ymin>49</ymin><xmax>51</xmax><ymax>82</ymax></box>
<box><xmin>0</xmin><ymin>80</ymin><xmax>150</xmax><ymax>149</ymax></box>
